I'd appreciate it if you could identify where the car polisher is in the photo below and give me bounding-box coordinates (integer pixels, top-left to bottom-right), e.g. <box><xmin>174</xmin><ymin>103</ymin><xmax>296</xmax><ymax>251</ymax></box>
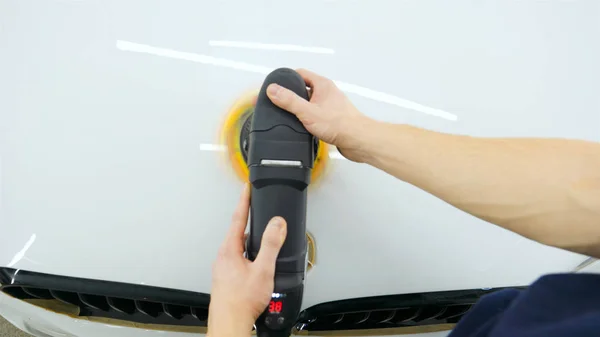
<box><xmin>245</xmin><ymin>68</ymin><xmax>315</xmax><ymax>337</ymax></box>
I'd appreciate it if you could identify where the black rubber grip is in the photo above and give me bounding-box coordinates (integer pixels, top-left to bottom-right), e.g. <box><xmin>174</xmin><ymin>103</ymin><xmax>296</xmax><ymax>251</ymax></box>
<box><xmin>250</xmin><ymin>68</ymin><xmax>310</xmax><ymax>136</ymax></box>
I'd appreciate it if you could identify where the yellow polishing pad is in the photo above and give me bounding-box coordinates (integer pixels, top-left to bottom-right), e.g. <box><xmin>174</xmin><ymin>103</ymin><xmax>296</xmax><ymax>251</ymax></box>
<box><xmin>220</xmin><ymin>90</ymin><xmax>329</xmax><ymax>183</ymax></box>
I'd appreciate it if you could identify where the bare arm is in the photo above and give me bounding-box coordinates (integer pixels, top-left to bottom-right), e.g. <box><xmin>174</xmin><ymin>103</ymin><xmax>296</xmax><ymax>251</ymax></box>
<box><xmin>358</xmin><ymin>121</ymin><xmax>600</xmax><ymax>257</ymax></box>
<box><xmin>266</xmin><ymin>69</ymin><xmax>600</xmax><ymax>258</ymax></box>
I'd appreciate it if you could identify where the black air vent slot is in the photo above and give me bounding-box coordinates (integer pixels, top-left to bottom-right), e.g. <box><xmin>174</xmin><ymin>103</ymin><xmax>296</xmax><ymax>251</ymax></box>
<box><xmin>163</xmin><ymin>303</ymin><xmax>190</xmax><ymax>319</ymax></box>
<box><xmin>22</xmin><ymin>287</ymin><xmax>53</xmax><ymax>299</ymax></box>
<box><xmin>135</xmin><ymin>300</ymin><xmax>162</xmax><ymax>317</ymax></box>
<box><xmin>79</xmin><ymin>293</ymin><xmax>109</xmax><ymax>311</ymax></box>
<box><xmin>107</xmin><ymin>297</ymin><xmax>136</xmax><ymax>314</ymax></box>
<box><xmin>50</xmin><ymin>290</ymin><xmax>80</xmax><ymax>306</ymax></box>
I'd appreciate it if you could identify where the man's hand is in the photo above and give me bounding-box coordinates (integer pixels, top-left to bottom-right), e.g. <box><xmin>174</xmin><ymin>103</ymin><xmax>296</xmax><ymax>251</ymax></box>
<box><xmin>266</xmin><ymin>68</ymin><xmax>373</xmax><ymax>162</ymax></box>
<box><xmin>208</xmin><ymin>185</ymin><xmax>287</xmax><ymax>337</ymax></box>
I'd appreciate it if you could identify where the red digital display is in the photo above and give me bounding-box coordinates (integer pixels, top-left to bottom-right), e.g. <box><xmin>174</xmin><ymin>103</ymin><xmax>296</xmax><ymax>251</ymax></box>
<box><xmin>268</xmin><ymin>300</ymin><xmax>283</xmax><ymax>313</ymax></box>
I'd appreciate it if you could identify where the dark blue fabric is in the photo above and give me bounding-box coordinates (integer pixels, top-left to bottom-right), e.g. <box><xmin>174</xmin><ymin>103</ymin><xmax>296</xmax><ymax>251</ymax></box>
<box><xmin>449</xmin><ymin>274</ymin><xmax>600</xmax><ymax>337</ymax></box>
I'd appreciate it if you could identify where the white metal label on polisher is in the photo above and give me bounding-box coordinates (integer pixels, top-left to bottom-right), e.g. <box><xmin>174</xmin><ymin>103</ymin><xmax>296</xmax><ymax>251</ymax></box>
<box><xmin>260</xmin><ymin>159</ymin><xmax>302</xmax><ymax>167</ymax></box>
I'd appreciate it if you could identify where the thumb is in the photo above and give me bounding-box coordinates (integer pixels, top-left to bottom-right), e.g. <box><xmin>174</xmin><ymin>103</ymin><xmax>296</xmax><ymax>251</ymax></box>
<box><xmin>267</xmin><ymin>84</ymin><xmax>315</xmax><ymax>119</ymax></box>
<box><xmin>254</xmin><ymin>217</ymin><xmax>287</xmax><ymax>273</ymax></box>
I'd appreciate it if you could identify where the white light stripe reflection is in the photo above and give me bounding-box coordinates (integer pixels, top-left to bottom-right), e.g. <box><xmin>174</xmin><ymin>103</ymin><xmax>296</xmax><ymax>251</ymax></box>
<box><xmin>7</xmin><ymin>234</ymin><xmax>37</xmax><ymax>268</ymax></box>
<box><xmin>116</xmin><ymin>40</ymin><xmax>457</xmax><ymax>121</ymax></box>
<box><xmin>11</xmin><ymin>269</ymin><xmax>20</xmax><ymax>285</ymax></box>
<box><xmin>209</xmin><ymin>40</ymin><xmax>335</xmax><ymax>54</ymax></box>
<box><xmin>199</xmin><ymin>143</ymin><xmax>226</xmax><ymax>152</ymax></box>
<box><xmin>116</xmin><ymin>40</ymin><xmax>271</xmax><ymax>75</ymax></box>
<box><xmin>334</xmin><ymin>81</ymin><xmax>457</xmax><ymax>121</ymax></box>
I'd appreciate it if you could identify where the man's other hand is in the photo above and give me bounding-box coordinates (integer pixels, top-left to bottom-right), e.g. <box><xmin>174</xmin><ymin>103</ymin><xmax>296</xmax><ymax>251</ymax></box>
<box><xmin>208</xmin><ymin>185</ymin><xmax>287</xmax><ymax>337</ymax></box>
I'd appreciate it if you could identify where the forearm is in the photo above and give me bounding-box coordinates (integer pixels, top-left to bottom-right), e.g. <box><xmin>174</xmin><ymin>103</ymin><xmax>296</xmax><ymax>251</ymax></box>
<box><xmin>359</xmin><ymin>120</ymin><xmax>600</xmax><ymax>257</ymax></box>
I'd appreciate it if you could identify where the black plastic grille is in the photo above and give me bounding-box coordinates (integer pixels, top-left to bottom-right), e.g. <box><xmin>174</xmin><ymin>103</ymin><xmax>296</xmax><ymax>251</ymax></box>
<box><xmin>3</xmin><ymin>285</ymin><xmax>209</xmax><ymax>326</ymax></box>
<box><xmin>0</xmin><ymin>268</ymin><xmax>210</xmax><ymax>327</ymax></box>
<box><xmin>296</xmin><ymin>304</ymin><xmax>472</xmax><ymax>331</ymax></box>
<box><xmin>1</xmin><ymin>268</ymin><xmax>521</xmax><ymax>332</ymax></box>
<box><xmin>293</xmin><ymin>286</ymin><xmax>523</xmax><ymax>332</ymax></box>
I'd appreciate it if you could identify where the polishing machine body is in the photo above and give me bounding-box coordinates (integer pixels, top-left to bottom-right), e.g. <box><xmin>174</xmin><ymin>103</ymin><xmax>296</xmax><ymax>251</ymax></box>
<box><xmin>247</xmin><ymin>68</ymin><xmax>314</xmax><ymax>336</ymax></box>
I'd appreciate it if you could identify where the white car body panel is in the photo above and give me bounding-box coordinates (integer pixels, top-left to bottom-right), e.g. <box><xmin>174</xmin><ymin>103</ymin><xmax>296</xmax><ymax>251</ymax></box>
<box><xmin>1</xmin><ymin>0</ymin><xmax>599</xmax><ymax>336</ymax></box>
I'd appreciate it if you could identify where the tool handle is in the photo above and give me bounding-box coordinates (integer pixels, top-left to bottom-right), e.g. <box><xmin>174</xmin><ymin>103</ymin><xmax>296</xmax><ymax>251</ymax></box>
<box><xmin>248</xmin><ymin>178</ymin><xmax>306</xmax><ymax>336</ymax></box>
<box><xmin>248</xmin><ymin>169</ymin><xmax>309</xmax><ymax>269</ymax></box>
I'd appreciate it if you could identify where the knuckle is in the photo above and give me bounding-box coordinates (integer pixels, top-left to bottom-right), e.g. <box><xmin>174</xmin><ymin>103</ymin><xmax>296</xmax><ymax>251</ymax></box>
<box><xmin>286</xmin><ymin>97</ymin><xmax>299</xmax><ymax>110</ymax></box>
<box><xmin>259</xmin><ymin>269</ymin><xmax>274</xmax><ymax>282</ymax></box>
<box><xmin>255</xmin><ymin>262</ymin><xmax>274</xmax><ymax>278</ymax></box>
<box><xmin>280</xmin><ymin>89</ymin><xmax>295</xmax><ymax>104</ymax></box>
<box><xmin>263</xmin><ymin>233</ymin><xmax>280</xmax><ymax>248</ymax></box>
<box><xmin>217</xmin><ymin>246</ymin><xmax>229</xmax><ymax>258</ymax></box>
<box><xmin>260</xmin><ymin>241</ymin><xmax>276</xmax><ymax>253</ymax></box>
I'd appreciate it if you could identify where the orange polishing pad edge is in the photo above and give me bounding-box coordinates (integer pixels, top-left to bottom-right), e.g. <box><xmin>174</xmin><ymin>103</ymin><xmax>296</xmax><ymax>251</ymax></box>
<box><xmin>220</xmin><ymin>90</ymin><xmax>329</xmax><ymax>183</ymax></box>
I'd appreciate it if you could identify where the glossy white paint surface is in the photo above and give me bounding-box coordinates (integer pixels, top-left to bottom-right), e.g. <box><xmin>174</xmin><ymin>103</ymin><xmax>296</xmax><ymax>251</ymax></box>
<box><xmin>1</xmin><ymin>0</ymin><xmax>599</xmax><ymax>335</ymax></box>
